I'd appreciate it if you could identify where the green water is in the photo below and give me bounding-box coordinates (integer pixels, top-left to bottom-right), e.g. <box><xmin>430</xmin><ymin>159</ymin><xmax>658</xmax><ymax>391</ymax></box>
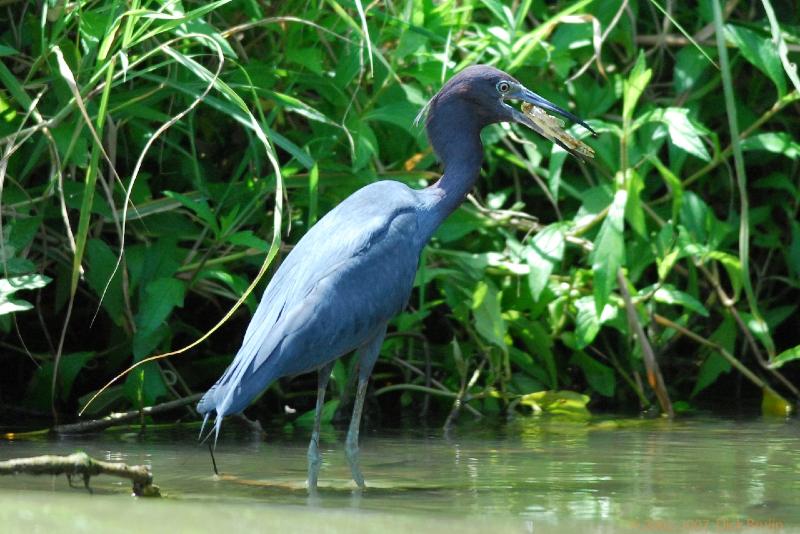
<box><xmin>1</xmin><ymin>416</ymin><xmax>798</xmax><ymax>533</ymax></box>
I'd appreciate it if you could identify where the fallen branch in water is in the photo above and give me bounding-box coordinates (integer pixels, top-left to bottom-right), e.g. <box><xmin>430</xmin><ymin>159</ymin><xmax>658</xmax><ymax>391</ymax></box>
<box><xmin>54</xmin><ymin>393</ymin><xmax>203</xmax><ymax>434</ymax></box>
<box><xmin>0</xmin><ymin>452</ymin><xmax>160</xmax><ymax>497</ymax></box>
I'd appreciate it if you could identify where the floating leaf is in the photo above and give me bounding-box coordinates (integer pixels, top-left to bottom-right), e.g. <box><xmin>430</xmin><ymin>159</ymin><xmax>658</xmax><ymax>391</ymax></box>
<box><xmin>520</xmin><ymin>390</ymin><xmax>591</xmax><ymax>417</ymax></box>
<box><xmin>761</xmin><ymin>388</ymin><xmax>793</xmax><ymax>416</ymax></box>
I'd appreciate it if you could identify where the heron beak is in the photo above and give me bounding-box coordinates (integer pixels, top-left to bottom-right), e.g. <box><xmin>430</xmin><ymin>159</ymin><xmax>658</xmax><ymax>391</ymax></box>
<box><xmin>507</xmin><ymin>86</ymin><xmax>596</xmax><ymax>136</ymax></box>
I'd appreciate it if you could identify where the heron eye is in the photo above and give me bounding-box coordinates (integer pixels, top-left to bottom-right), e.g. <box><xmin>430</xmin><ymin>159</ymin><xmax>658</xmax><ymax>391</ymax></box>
<box><xmin>497</xmin><ymin>81</ymin><xmax>510</xmax><ymax>94</ymax></box>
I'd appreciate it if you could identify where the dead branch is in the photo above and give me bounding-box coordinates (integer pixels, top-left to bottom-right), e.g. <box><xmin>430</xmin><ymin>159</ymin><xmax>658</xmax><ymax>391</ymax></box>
<box><xmin>54</xmin><ymin>393</ymin><xmax>203</xmax><ymax>434</ymax></box>
<box><xmin>0</xmin><ymin>452</ymin><xmax>159</xmax><ymax>497</ymax></box>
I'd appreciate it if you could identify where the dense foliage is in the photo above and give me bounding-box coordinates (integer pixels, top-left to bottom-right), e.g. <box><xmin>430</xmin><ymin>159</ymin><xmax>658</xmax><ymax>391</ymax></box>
<box><xmin>1</xmin><ymin>0</ymin><xmax>798</xmax><ymax>428</ymax></box>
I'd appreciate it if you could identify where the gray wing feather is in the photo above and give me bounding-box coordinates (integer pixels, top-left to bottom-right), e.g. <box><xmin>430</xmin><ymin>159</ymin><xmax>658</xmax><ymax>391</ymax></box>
<box><xmin>198</xmin><ymin>181</ymin><xmax>422</xmax><ymax>419</ymax></box>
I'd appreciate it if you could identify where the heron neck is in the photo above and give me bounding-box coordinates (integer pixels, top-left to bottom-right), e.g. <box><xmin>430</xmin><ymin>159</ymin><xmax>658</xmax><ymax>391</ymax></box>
<box><xmin>429</xmin><ymin>148</ymin><xmax>483</xmax><ymax>218</ymax></box>
<box><xmin>418</xmin><ymin>102</ymin><xmax>484</xmax><ymax>241</ymax></box>
<box><xmin>425</xmin><ymin>112</ymin><xmax>483</xmax><ymax>210</ymax></box>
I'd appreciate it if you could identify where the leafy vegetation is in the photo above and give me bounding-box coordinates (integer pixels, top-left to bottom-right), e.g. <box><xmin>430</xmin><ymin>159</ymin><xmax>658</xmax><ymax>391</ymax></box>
<box><xmin>1</xmin><ymin>0</ymin><xmax>798</xmax><ymax>428</ymax></box>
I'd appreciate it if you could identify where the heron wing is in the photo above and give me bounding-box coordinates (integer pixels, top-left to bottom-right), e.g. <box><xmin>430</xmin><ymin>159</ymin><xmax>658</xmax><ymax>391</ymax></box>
<box><xmin>197</xmin><ymin>181</ymin><xmax>422</xmax><ymax>418</ymax></box>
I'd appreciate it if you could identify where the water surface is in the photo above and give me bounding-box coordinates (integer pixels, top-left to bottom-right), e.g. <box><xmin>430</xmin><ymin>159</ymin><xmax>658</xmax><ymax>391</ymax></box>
<box><xmin>1</xmin><ymin>416</ymin><xmax>798</xmax><ymax>532</ymax></box>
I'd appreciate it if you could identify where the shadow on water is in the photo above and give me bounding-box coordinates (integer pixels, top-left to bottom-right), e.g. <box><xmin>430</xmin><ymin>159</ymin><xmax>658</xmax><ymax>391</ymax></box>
<box><xmin>1</xmin><ymin>414</ymin><xmax>799</xmax><ymax>532</ymax></box>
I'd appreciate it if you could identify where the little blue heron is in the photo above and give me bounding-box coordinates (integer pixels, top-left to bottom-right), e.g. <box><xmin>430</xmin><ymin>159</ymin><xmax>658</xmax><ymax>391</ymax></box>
<box><xmin>197</xmin><ymin>65</ymin><xmax>594</xmax><ymax>490</ymax></box>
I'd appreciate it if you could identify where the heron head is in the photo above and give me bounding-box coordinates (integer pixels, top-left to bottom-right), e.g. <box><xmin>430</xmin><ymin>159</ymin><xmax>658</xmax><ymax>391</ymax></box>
<box><xmin>420</xmin><ymin>65</ymin><xmax>596</xmax><ymax>160</ymax></box>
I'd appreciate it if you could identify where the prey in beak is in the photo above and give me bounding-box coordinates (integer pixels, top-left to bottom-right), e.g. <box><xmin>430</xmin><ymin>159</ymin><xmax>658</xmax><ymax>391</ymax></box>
<box><xmin>505</xmin><ymin>85</ymin><xmax>596</xmax><ymax>160</ymax></box>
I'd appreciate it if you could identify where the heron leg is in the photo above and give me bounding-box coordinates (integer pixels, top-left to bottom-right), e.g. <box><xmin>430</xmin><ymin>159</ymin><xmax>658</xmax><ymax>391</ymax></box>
<box><xmin>345</xmin><ymin>327</ymin><xmax>386</xmax><ymax>488</ymax></box>
<box><xmin>308</xmin><ymin>361</ymin><xmax>334</xmax><ymax>492</ymax></box>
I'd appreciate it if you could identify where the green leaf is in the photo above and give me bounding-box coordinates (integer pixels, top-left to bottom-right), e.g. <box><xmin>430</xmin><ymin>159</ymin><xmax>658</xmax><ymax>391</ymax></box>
<box><xmin>0</xmin><ymin>274</ymin><xmax>52</xmax><ymax>315</ymax></box>
<box><xmin>295</xmin><ymin>399</ymin><xmax>340</xmax><ymax>426</ymax></box>
<box><xmin>574</xmin><ymin>296</ymin><xmax>618</xmax><ymax>348</ymax></box>
<box><xmin>520</xmin><ymin>390</ymin><xmax>591</xmax><ymax>418</ymax></box>
<box><xmin>643</xmin><ymin>108</ymin><xmax>710</xmax><ymax>160</ymax></box>
<box><xmin>526</xmin><ymin>223</ymin><xmax>565</xmax><ymax>301</ymax></box>
<box><xmin>761</xmin><ymin>0</ymin><xmax>800</xmax><ymax>94</ymax></box>
<box><xmin>363</xmin><ymin>102</ymin><xmax>420</xmax><ymax>132</ymax></box>
<box><xmin>472</xmin><ymin>280</ymin><xmax>507</xmax><ymax>351</ymax></box>
<box><xmin>136</xmin><ymin>277</ymin><xmax>185</xmax><ymax>335</ymax></box>
<box><xmin>674</xmin><ymin>45</ymin><xmax>712</xmax><ymax>93</ymax></box>
<box><xmin>741</xmin><ymin>132</ymin><xmax>800</xmax><ymax>160</ymax></box>
<box><xmin>691</xmin><ymin>315</ymin><xmax>735</xmax><ymax>397</ymax></box>
<box><xmin>131</xmin><ymin>0</ymin><xmax>233</xmax><ymax>45</ymax></box>
<box><xmin>725</xmin><ymin>24</ymin><xmax>787</xmax><ymax>97</ymax></box>
<box><xmin>164</xmin><ymin>191</ymin><xmax>219</xmax><ymax>235</ymax></box>
<box><xmin>662</xmin><ymin>107</ymin><xmax>710</xmax><ymax>161</ymax></box>
<box><xmin>706</xmin><ymin>250</ymin><xmax>743</xmax><ymax>300</ymax></box>
<box><xmin>571</xmin><ymin>351</ymin><xmax>615</xmax><ymax>397</ymax></box>
<box><xmin>512</xmin><ymin>318</ymin><xmax>557</xmax><ymax>388</ymax></box>
<box><xmin>591</xmin><ymin>190</ymin><xmax>627</xmax><ymax>313</ymax></box>
<box><xmin>25</xmin><ymin>352</ymin><xmax>94</xmax><ymax>411</ymax></box>
<box><xmin>134</xmin><ymin>277</ymin><xmax>185</xmax><ymax>360</ymax></box>
<box><xmin>771</xmin><ymin>344</ymin><xmax>800</xmax><ymax>369</ymax></box>
<box><xmin>790</xmin><ymin>221</ymin><xmax>800</xmax><ymax>279</ymax></box>
<box><xmin>693</xmin><ymin>354</ymin><xmax>731</xmax><ymax>397</ymax></box>
<box><xmin>649</xmin><ymin>156</ymin><xmax>683</xmax><ymax>223</ymax></box>
<box><xmin>740</xmin><ymin>311</ymin><xmax>775</xmax><ymax>356</ymax></box>
<box><xmin>0</xmin><ymin>59</ymin><xmax>32</xmax><ymax>111</ymax></box>
<box><xmin>78</xmin><ymin>385</ymin><xmax>125</xmax><ymax>416</ymax></box>
<box><xmin>57</xmin><ymin>352</ymin><xmax>94</xmax><ymax>400</ymax></box>
<box><xmin>624</xmin><ymin>170</ymin><xmax>646</xmax><ymax>237</ymax></box>
<box><xmin>85</xmin><ymin>239</ymin><xmax>125</xmax><ymax>326</ymax></box>
<box><xmin>434</xmin><ymin>207</ymin><xmax>487</xmax><ymax>243</ymax></box>
<box><xmin>623</xmin><ymin>51</ymin><xmax>652</xmax><ymax>122</ymax></box>
<box><xmin>646</xmin><ymin>284</ymin><xmax>709</xmax><ymax>317</ymax></box>
<box><xmin>226</xmin><ymin>230</ymin><xmax>270</xmax><ymax>251</ymax></box>
<box><xmin>124</xmin><ymin>362</ymin><xmax>169</xmax><ymax>407</ymax></box>
<box><xmin>0</xmin><ymin>45</ymin><xmax>19</xmax><ymax>57</ymax></box>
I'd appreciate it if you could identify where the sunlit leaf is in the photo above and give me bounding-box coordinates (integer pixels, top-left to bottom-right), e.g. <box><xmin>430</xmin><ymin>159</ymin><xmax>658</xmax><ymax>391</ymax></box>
<box><xmin>574</xmin><ymin>296</ymin><xmax>618</xmax><ymax>348</ymax></box>
<box><xmin>526</xmin><ymin>223</ymin><xmax>566</xmax><ymax>301</ymax></box>
<box><xmin>0</xmin><ymin>274</ymin><xmax>52</xmax><ymax>316</ymax></box>
<box><xmin>124</xmin><ymin>362</ymin><xmax>169</xmax><ymax>407</ymax></box>
<box><xmin>644</xmin><ymin>284</ymin><xmax>709</xmax><ymax>317</ymax></box>
<box><xmin>741</xmin><ymin>132</ymin><xmax>800</xmax><ymax>160</ymax></box>
<box><xmin>472</xmin><ymin>280</ymin><xmax>507</xmax><ymax>352</ymax></box>
<box><xmin>520</xmin><ymin>390</ymin><xmax>591</xmax><ymax>417</ymax></box>
<box><xmin>623</xmin><ymin>51</ymin><xmax>651</xmax><ymax>122</ymax></box>
<box><xmin>725</xmin><ymin>24</ymin><xmax>787</xmax><ymax>97</ymax></box>
<box><xmin>770</xmin><ymin>344</ymin><xmax>800</xmax><ymax>369</ymax></box>
<box><xmin>643</xmin><ymin>108</ymin><xmax>710</xmax><ymax>161</ymax></box>
<box><xmin>164</xmin><ymin>191</ymin><xmax>219</xmax><ymax>235</ymax></box>
<box><xmin>591</xmin><ymin>190</ymin><xmax>627</xmax><ymax>313</ymax></box>
<box><xmin>649</xmin><ymin>156</ymin><xmax>683</xmax><ymax>223</ymax></box>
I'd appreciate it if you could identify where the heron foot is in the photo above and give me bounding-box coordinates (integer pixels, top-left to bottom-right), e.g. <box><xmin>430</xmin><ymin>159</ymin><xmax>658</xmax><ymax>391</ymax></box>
<box><xmin>307</xmin><ymin>437</ymin><xmax>322</xmax><ymax>491</ymax></box>
<box><xmin>345</xmin><ymin>439</ymin><xmax>366</xmax><ymax>488</ymax></box>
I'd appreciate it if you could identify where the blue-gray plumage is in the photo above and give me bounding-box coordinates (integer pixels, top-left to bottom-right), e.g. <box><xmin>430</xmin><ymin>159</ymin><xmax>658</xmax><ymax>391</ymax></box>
<box><xmin>197</xmin><ymin>65</ymin><xmax>595</xmax><ymax>490</ymax></box>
